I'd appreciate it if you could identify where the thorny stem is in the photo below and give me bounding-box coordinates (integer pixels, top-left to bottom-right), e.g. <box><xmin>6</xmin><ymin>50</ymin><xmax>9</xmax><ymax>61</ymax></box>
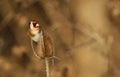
<box><xmin>45</xmin><ymin>57</ymin><xmax>50</xmax><ymax>77</ymax></box>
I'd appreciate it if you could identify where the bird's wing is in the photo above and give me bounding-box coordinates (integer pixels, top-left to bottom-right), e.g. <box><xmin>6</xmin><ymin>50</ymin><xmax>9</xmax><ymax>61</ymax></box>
<box><xmin>43</xmin><ymin>35</ymin><xmax>54</xmax><ymax>57</ymax></box>
<box><xmin>31</xmin><ymin>33</ymin><xmax>54</xmax><ymax>59</ymax></box>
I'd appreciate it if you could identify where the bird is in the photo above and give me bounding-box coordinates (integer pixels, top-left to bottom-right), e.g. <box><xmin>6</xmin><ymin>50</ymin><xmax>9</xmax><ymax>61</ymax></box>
<box><xmin>27</xmin><ymin>20</ymin><xmax>54</xmax><ymax>59</ymax></box>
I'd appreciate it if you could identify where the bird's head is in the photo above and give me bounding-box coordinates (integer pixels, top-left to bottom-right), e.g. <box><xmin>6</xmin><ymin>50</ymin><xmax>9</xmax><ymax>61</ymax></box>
<box><xmin>29</xmin><ymin>20</ymin><xmax>43</xmax><ymax>35</ymax></box>
<box><xmin>28</xmin><ymin>20</ymin><xmax>43</xmax><ymax>42</ymax></box>
<box><xmin>29</xmin><ymin>20</ymin><xmax>40</xmax><ymax>32</ymax></box>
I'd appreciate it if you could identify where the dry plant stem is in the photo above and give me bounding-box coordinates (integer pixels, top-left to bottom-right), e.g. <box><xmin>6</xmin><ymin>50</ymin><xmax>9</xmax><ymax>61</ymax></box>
<box><xmin>31</xmin><ymin>40</ymin><xmax>41</xmax><ymax>59</ymax></box>
<box><xmin>31</xmin><ymin>40</ymin><xmax>50</xmax><ymax>77</ymax></box>
<box><xmin>45</xmin><ymin>57</ymin><xmax>50</xmax><ymax>77</ymax></box>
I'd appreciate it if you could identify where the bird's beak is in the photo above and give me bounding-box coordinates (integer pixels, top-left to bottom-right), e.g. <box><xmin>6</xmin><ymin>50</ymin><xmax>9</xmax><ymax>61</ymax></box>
<box><xmin>36</xmin><ymin>24</ymin><xmax>40</xmax><ymax>27</ymax></box>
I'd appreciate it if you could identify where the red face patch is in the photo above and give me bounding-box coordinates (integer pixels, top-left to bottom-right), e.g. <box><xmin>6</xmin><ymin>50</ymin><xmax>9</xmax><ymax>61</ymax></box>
<box><xmin>32</xmin><ymin>20</ymin><xmax>39</xmax><ymax>28</ymax></box>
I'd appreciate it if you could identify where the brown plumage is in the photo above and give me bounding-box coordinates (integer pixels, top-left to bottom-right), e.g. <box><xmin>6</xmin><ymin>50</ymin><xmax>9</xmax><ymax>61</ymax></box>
<box><xmin>28</xmin><ymin>29</ymin><xmax>35</xmax><ymax>37</ymax></box>
<box><xmin>28</xmin><ymin>20</ymin><xmax>54</xmax><ymax>59</ymax></box>
<box><xmin>35</xmin><ymin>34</ymin><xmax>54</xmax><ymax>58</ymax></box>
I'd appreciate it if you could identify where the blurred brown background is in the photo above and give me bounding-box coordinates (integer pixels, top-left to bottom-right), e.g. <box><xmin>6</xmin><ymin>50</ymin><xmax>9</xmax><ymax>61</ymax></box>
<box><xmin>0</xmin><ymin>0</ymin><xmax>120</xmax><ymax>77</ymax></box>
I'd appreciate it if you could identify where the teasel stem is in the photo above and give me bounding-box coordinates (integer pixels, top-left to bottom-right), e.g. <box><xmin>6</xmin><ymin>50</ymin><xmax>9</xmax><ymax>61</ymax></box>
<box><xmin>45</xmin><ymin>57</ymin><xmax>50</xmax><ymax>77</ymax></box>
<box><xmin>31</xmin><ymin>40</ymin><xmax>50</xmax><ymax>77</ymax></box>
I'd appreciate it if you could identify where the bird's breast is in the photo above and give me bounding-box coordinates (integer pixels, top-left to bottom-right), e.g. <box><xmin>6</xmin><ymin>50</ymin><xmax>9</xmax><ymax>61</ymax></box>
<box><xmin>32</xmin><ymin>33</ymin><xmax>41</xmax><ymax>42</ymax></box>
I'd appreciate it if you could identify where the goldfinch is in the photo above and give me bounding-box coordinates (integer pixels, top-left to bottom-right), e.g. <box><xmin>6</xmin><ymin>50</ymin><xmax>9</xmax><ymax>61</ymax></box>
<box><xmin>27</xmin><ymin>20</ymin><xmax>54</xmax><ymax>59</ymax></box>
